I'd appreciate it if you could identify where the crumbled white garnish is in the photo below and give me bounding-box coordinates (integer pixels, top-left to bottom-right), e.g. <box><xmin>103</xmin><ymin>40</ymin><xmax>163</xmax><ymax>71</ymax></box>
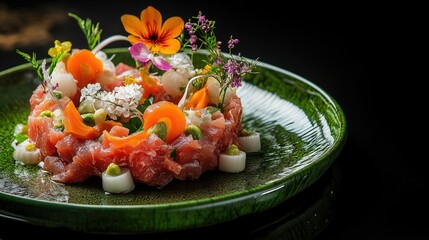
<box><xmin>184</xmin><ymin>108</ymin><xmax>212</xmax><ymax>126</ymax></box>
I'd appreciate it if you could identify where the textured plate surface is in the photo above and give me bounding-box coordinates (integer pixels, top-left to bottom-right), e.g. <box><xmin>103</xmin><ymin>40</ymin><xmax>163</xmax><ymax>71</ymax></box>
<box><xmin>0</xmin><ymin>48</ymin><xmax>347</xmax><ymax>233</ymax></box>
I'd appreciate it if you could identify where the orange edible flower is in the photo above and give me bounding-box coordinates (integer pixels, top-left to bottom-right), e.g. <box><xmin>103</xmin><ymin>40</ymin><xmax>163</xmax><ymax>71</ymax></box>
<box><xmin>202</xmin><ymin>64</ymin><xmax>211</xmax><ymax>74</ymax></box>
<box><xmin>138</xmin><ymin>68</ymin><xmax>163</xmax><ymax>99</ymax></box>
<box><xmin>121</xmin><ymin>6</ymin><xmax>184</xmax><ymax>55</ymax></box>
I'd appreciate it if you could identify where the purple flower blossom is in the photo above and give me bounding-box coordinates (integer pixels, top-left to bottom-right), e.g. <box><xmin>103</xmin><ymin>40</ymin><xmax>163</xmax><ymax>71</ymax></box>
<box><xmin>190</xmin><ymin>35</ymin><xmax>197</xmax><ymax>44</ymax></box>
<box><xmin>185</xmin><ymin>22</ymin><xmax>192</xmax><ymax>31</ymax></box>
<box><xmin>227</xmin><ymin>59</ymin><xmax>236</xmax><ymax>75</ymax></box>
<box><xmin>231</xmin><ymin>76</ymin><xmax>242</xmax><ymax>88</ymax></box>
<box><xmin>228</xmin><ymin>38</ymin><xmax>239</xmax><ymax>49</ymax></box>
<box><xmin>198</xmin><ymin>14</ymin><xmax>206</xmax><ymax>24</ymax></box>
<box><xmin>183</xmin><ymin>10</ymin><xmax>258</xmax><ymax>104</ymax></box>
<box><xmin>129</xmin><ymin>42</ymin><xmax>171</xmax><ymax>71</ymax></box>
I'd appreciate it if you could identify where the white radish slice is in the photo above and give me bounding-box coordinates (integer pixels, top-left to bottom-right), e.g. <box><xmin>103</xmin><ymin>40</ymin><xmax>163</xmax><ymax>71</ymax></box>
<box><xmin>219</xmin><ymin>150</ymin><xmax>246</xmax><ymax>173</ymax></box>
<box><xmin>206</xmin><ymin>76</ymin><xmax>220</xmax><ymax>105</ymax></box>
<box><xmin>161</xmin><ymin>69</ymin><xmax>188</xmax><ymax>97</ymax></box>
<box><xmin>239</xmin><ymin>132</ymin><xmax>261</xmax><ymax>153</ymax></box>
<box><xmin>50</xmin><ymin>62</ymin><xmax>77</xmax><ymax>98</ymax></box>
<box><xmin>12</xmin><ymin>139</ymin><xmax>41</xmax><ymax>165</ymax></box>
<box><xmin>95</xmin><ymin>51</ymin><xmax>116</xmax><ymax>86</ymax></box>
<box><xmin>102</xmin><ymin>167</ymin><xmax>135</xmax><ymax>194</ymax></box>
<box><xmin>224</xmin><ymin>87</ymin><xmax>237</xmax><ymax>104</ymax></box>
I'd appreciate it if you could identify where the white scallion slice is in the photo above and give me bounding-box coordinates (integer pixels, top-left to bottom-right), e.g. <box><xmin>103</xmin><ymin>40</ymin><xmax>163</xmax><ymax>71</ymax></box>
<box><xmin>102</xmin><ymin>165</ymin><xmax>135</xmax><ymax>194</ymax></box>
<box><xmin>239</xmin><ymin>132</ymin><xmax>261</xmax><ymax>153</ymax></box>
<box><xmin>219</xmin><ymin>150</ymin><xmax>246</xmax><ymax>173</ymax></box>
<box><xmin>12</xmin><ymin>139</ymin><xmax>41</xmax><ymax>165</ymax></box>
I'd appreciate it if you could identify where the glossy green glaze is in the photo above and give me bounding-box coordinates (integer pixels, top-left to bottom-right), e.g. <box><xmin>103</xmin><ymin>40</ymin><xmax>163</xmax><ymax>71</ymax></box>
<box><xmin>0</xmin><ymin>48</ymin><xmax>347</xmax><ymax>233</ymax></box>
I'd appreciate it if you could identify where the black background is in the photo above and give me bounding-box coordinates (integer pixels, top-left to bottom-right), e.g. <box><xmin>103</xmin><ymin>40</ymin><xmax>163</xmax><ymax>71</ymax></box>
<box><xmin>0</xmin><ymin>1</ymin><xmax>426</xmax><ymax>239</ymax></box>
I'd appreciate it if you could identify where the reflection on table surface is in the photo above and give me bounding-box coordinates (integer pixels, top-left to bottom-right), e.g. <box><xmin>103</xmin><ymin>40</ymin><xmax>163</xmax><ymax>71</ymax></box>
<box><xmin>0</xmin><ymin>160</ymin><xmax>341</xmax><ymax>240</ymax></box>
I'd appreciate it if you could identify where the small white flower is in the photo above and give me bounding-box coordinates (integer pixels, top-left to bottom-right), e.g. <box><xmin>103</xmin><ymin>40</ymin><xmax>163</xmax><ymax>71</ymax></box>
<box><xmin>80</xmin><ymin>83</ymin><xmax>102</xmax><ymax>102</ymax></box>
<box><xmin>79</xmin><ymin>83</ymin><xmax>143</xmax><ymax>120</ymax></box>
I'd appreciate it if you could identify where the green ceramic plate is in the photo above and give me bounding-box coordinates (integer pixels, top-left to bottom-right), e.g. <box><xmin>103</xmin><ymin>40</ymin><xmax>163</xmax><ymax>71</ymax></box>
<box><xmin>0</xmin><ymin>48</ymin><xmax>346</xmax><ymax>234</ymax></box>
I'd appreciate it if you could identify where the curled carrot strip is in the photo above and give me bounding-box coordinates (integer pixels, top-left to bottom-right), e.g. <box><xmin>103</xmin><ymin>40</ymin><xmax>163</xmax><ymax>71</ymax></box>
<box><xmin>103</xmin><ymin>130</ymin><xmax>149</xmax><ymax>149</ymax></box>
<box><xmin>143</xmin><ymin>101</ymin><xmax>186</xmax><ymax>143</ymax></box>
<box><xmin>63</xmin><ymin>101</ymin><xmax>100</xmax><ymax>139</ymax></box>
<box><xmin>185</xmin><ymin>86</ymin><xmax>209</xmax><ymax>109</ymax></box>
<box><xmin>66</xmin><ymin>49</ymin><xmax>103</xmax><ymax>89</ymax></box>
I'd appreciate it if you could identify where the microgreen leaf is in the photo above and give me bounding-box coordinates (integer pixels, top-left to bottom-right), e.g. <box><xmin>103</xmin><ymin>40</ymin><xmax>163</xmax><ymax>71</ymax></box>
<box><xmin>170</xmin><ymin>148</ymin><xmax>177</xmax><ymax>160</ymax></box>
<box><xmin>137</xmin><ymin>95</ymin><xmax>155</xmax><ymax>113</ymax></box>
<box><xmin>49</xmin><ymin>52</ymin><xmax>65</xmax><ymax>75</ymax></box>
<box><xmin>16</xmin><ymin>49</ymin><xmax>44</xmax><ymax>83</ymax></box>
<box><xmin>68</xmin><ymin>13</ymin><xmax>103</xmax><ymax>50</ymax></box>
<box><xmin>122</xmin><ymin>117</ymin><xmax>143</xmax><ymax>133</ymax></box>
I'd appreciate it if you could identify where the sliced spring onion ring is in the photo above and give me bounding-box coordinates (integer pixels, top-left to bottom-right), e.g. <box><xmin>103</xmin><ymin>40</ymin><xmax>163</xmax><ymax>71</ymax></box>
<box><xmin>218</xmin><ymin>150</ymin><xmax>246</xmax><ymax>173</ymax></box>
<box><xmin>102</xmin><ymin>167</ymin><xmax>135</xmax><ymax>194</ymax></box>
<box><xmin>239</xmin><ymin>132</ymin><xmax>261</xmax><ymax>153</ymax></box>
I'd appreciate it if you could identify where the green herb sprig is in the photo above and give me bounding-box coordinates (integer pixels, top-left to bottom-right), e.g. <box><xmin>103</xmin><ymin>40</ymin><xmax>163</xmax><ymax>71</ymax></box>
<box><xmin>15</xmin><ymin>50</ymin><xmax>44</xmax><ymax>82</ymax></box>
<box><xmin>68</xmin><ymin>13</ymin><xmax>102</xmax><ymax>50</ymax></box>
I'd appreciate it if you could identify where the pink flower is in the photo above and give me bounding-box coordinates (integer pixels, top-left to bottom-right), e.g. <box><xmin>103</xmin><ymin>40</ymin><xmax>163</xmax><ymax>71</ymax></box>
<box><xmin>129</xmin><ymin>42</ymin><xmax>171</xmax><ymax>71</ymax></box>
